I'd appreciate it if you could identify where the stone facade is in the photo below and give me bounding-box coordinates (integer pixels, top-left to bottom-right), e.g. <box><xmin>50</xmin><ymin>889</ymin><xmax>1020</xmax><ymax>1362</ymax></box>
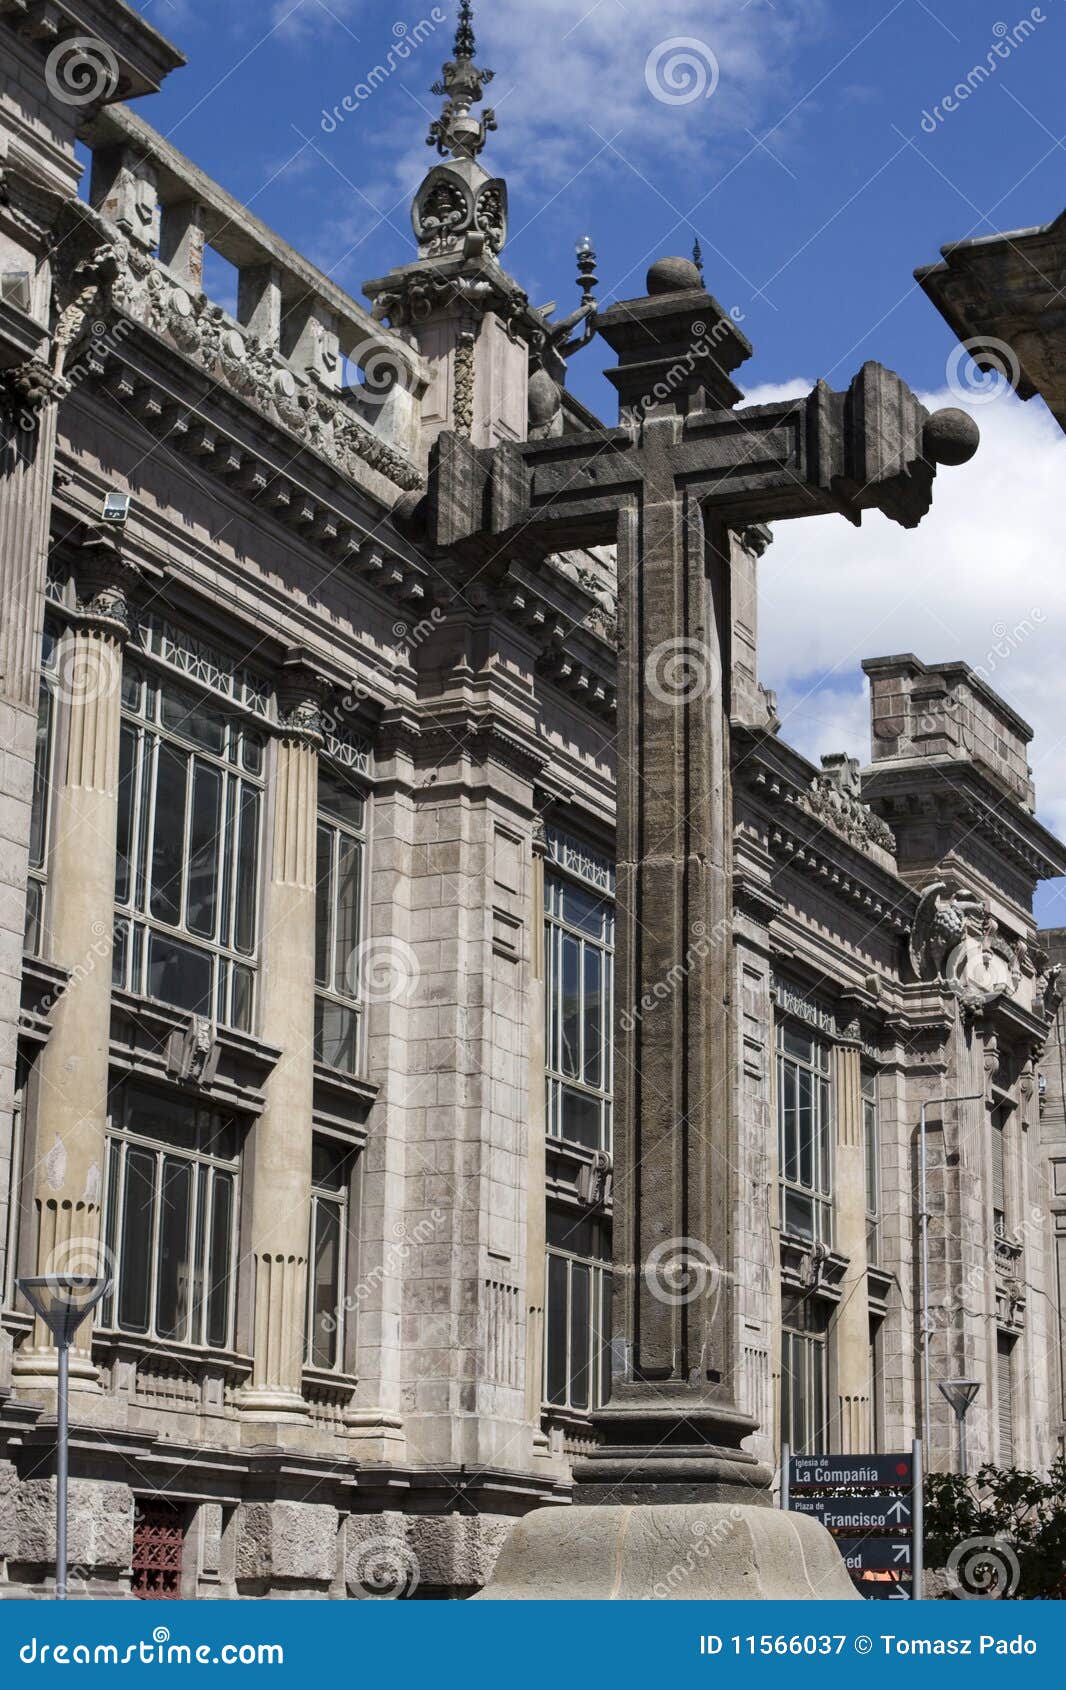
<box><xmin>0</xmin><ymin>5</ymin><xmax>1063</xmax><ymax>1600</ymax></box>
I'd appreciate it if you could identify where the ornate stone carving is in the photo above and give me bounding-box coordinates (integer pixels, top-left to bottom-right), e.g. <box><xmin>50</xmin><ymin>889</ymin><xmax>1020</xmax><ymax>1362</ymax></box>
<box><xmin>166</xmin><ymin>1016</ymin><xmax>221</xmax><ymax>1087</ymax></box>
<box><xmin>453</xmin><ymin>331</ymin><xmax>476</xmax><ymax>436</ymax></box>
<box><xmin>64</xmin><ymin>233</ymin><xmax>422</xmax><ymax>493</ymax></box>
<box><xmin>801</xmin><ymin>754</ymin><xmax>896</xmax><ymax>854</ymax></box>
<box><xmin>910</xmin><ymin>881</ymin><xmax>1031</xmax><ymax>1008</ymax></box>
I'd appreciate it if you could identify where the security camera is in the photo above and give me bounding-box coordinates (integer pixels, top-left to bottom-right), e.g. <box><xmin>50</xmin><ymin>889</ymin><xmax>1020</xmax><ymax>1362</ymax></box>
<box><xmin>101</xmin><ymin>492</ymin><xmax>131</xmax><ymax>525</ymax></box>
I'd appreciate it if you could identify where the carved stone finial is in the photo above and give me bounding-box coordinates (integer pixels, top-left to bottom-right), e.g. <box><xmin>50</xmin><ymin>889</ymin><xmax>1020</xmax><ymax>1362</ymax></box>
<box><xmin>427</xmin><ymin>1</ymin><xmax>497</xmax><ymax>160</ymax></box>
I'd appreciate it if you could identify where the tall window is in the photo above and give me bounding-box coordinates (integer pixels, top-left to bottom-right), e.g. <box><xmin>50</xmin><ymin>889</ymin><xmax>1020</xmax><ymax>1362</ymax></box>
<box><xmin>306</xmin><ymin>1137</ymin><xmax>351</xmax><ymax>1371</ymax></box>
<box><xmin>544</xmin><ymin>1205</ymin><xmax>611</xmax><ymax>1413</ymax></box>
<box><xmin>996</xmin><ymin>1332</ymin><xmax>1015</xmax><ymax>1464</ymax></box>
<box><xmin>115</xmin><ymin>665</ymin><xmax>264</xmax><ymax>1030</ymax></box>
<box><xmin>24</xmin><ymin>627</ymin><xmax>58</xmax><ymax>958</ymax></box>
<box><xmin>992</xmin><ymin>1106</ymin><xmax>1008</xmax><ymax>1243</ymax></box>
<box><xmin>314</xmin><ymin>768</ymin><xmax>367</xmax><ymax>1075</ymax></box>
<box><xmin>100</xmin><ymin>1085</ymin><xmax>242</xmax><ymax>1349</ymax></box>
<box><xmin>780</xmin><ymin>1293</ymin><xmax>829</xmax><ymax>1456</ymax></box>
<box><xmin>545</xmin><ymin>872</ymin><xmax>614</xmax><ymax>1152</ymax></box>
<box><xmin>776</xmin><ymin>1023</ymin><xmax>833</xmax><ymax>1246</ymax></box>
<box><xmin>863</xmin><ymin>1069</ymin><xmax>880</xmax><ymax>1266</ymax></box>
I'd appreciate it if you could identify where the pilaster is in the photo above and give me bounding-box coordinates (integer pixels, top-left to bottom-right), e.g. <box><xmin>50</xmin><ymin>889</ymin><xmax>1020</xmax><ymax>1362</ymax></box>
<box><xmin>13</xmin><ymin>537</ymin><xmax>134</xmax><ymax>1386</ymax></box>
<box><xmin>832</xmin><ymin>1037</ymin><xmax>872</xmax><ymax>1453</ymax></box>
<box><xmin>239</xmin><ymin>662</ymin><xmax>324</xmax><ymax>1424</ymax></box>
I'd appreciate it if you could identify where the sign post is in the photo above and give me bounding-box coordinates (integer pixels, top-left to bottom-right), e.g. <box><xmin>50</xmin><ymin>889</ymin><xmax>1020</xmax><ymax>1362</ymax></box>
<box><xmin>783</xmin><ymin>1443</ymin><xmax>924</xmax><ymax>1600</ymax></box>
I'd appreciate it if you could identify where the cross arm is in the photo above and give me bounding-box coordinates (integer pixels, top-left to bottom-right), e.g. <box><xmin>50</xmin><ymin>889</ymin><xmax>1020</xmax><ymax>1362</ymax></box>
<box><xmin>402</xmin><ymin>363</ymin><xmax>978</xmax><ymax>563</ymax></box>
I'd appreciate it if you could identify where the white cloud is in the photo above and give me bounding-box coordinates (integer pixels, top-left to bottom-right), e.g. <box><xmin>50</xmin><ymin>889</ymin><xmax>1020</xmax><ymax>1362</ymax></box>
<box><xmin>275</xmin><ymin>0</ymin><xmax>827</xmax><ymax>196</ymax></box>
<box><xmin>751</xmin><ymin>383</ymin><xmax>1066</xmax><ymax>860</ymax></box>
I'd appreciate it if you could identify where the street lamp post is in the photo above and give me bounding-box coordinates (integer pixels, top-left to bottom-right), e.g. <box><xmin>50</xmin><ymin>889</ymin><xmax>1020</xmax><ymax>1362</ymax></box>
<box><xmin>939</xmin><ymin>1379</ymin><xmax>982</xmax><ymax>1475</ymax></box>
<box><xmin>917</xmin><ymin>1093</ymin><xmax>984</xmax><ymax>1452</ymax></box>
<box><xmin>17</xmin><ymin>1276</ymin><xmax>111</xmax><ymax>1599</ymax></box>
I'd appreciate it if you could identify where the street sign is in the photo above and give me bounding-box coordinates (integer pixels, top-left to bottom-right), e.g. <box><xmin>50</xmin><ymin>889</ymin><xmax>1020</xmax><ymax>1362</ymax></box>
<box><xmin>857</xmin><ymin>1581</ymin><xmax>913</xmax><ymax>1600</ymax></box>
<box><xmin>836</xmin><ymin>1538</ymin><xmax>912</xmax><ymax>1574</ymax></box>
<box><xmin>791</xmin><ymin>1495</ymin><xmax>911</xmax><ymax>1532</ymax></box>
<box><xmin>781</xmin><ymin>1442</ymin><xmax>924</xmax><ymax>1602</ymax></box>
<box><xmin>788</xmin><ymin>1454</ymin><xmax>914</xmax><ymax>1490</ymax></box>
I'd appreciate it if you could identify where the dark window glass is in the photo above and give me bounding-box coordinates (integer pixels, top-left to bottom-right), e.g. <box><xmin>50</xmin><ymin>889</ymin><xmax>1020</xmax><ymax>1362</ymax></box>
<box><xmin>206</xmin><ymin>1174</ymin><xmax>234</xmax><ymax>1348</ymax></box>
<box><xmin>560</xmin><ymin>1087</ymin><xmax>601</xmax><ymax>1150</ymax></box>
<box><xmin>312</xmin><ymin>1140</ymin><xmax>349</xmax><ymax>1192</ymax></box>
<box><xmin>318</xmin><ymin>768</ymin><xmax>365</xmax><ymax>829</ymax></box>
<box><xmin>583</xmin><ymin>946</ymin><xmax>603</xmax><ymax>1087</ymax></box>
<box><xmin>560</xmin><ymin>934</ymin><xmax>580</xmax><ymax>1077</ymax></box>
<box><xmin>315</xmin><ymin>999</ymin><xmax>359</xmax><ymax>1075</ymax></box>
<box><xmin>118</xmin><ymin>1149</ymin><xmax>155</xmax><ymax>1334</ymax></box>
<box><xmin>545</xmin><ymin>1254</ymin><xmax>569</xmax><ymax>1407</ymax></box>
<box><xmin>570</xmin><ymin>1263</ymin><xmax>591</xmax><ymax>1410</ymax></box>
<box><xmin>310</xmin><ymin>1200</ymin><xmax>342</xmax><ymax>1369</ymax></box>
<box><xmin>315</xmin><ymin>825</ymin><xmax>333</xmax><ymax>988</ymax></box>
<box><xmin>150</xmin><ymin>743</ymin><xmax>187</xmax><ymax>924</ymax></box>
<box><xmin>160</xmin><ymin>680</ymin><xmax>225</xmax><ymax>755</ymax></box>
<box><xmin>115</xmin><ymin>724</ymin><xmax>138</xmax><ymax>904</ymax></box>
<box><xmin>155</xmin><ymin>1157</ymin><xmax>192</xmax><ymax>1339</ymax></box>
<box><xmin>233</xmin><ymin>786</ymin><xmax>259</xmax><ymax>955</ymax></box>
<box><xmin>561</xmin><ymin>882</ymin><xmax>605</xmax><ymax>937</ymax></box>
<box><xmin>147</xmin><ymin>931</ymin><xmax>213</xmax><ymax>1017</ymax></box>
<box><xmin>29</xmin><ymin>682</ymin><xmax>53</xmax><ymax>870</ymax></box>
<box><xmin>186</xmin><ymin>762</ymin><xmax>221</xmax><ymax>938</ymax></box>
<box><xmin>333</xmin><ymin>837</ymin><xmax>361</xmax><ymax>991</ymax></box>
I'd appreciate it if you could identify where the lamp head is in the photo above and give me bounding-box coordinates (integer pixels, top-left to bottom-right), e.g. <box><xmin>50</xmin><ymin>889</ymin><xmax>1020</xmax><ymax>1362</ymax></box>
<box><xmin>18</xmin><ymin>1276</ymin><xmax>111</xmax><ymax>1346</ymax></box>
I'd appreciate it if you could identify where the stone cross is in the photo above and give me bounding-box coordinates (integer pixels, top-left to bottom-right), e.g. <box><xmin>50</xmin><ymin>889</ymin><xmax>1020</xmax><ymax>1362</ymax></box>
<box><xmin>403</xmin><ymin>265</ymin><xmax>978</xmax><ymax>1502</ymax></box>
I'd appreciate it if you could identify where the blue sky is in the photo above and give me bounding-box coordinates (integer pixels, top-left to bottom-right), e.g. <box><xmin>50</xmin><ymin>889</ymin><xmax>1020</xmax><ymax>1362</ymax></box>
<box><xmin>123</xmin><ymin>0</ymin><xmax>1066</xmax><ymax>921</ymax></box>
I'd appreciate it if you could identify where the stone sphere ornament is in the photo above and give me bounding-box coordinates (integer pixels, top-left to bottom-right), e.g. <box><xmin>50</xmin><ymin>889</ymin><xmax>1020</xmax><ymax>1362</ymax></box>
<box><xmin>923</xmin><ymin>406</ymin><xmax>981</xmax><ymax>466</ymax></box>
<box><xmin>646</xmin><ymin>255</ymin><xmax>704</xmax><ymax>295</ymax></box>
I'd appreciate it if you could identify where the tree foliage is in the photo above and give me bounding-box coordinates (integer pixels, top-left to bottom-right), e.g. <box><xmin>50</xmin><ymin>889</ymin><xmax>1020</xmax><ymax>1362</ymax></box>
<box><xmin>925</xmin><ymin>1458</ymin><xmax>1066</xmax><ymax>1599</ymax></box>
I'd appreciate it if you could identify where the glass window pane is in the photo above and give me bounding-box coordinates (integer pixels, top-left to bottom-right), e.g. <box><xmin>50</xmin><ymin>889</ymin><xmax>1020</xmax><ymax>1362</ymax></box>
<box><xmin>798</xmin><ymin>1069</ymin><xmax>814</xmax><ymax>1188</ymax></box>
<box><xmin>29</xmin><ymin>683</ymin><xmax>53</xmax><ymax>870</ymax></box>
<box><xmin>241</xmin><ymin>731</ymin><xmax>264</xmax><ymax>776</ymax></box>
<box><xmin>545</xmin><ymin>1254</ymin><xmax>569</xmax><ymax>1407</ymax></box>
<box><xmin>315</xmin><ymin>997</ymin><xmax>359</xmax><ymax>1075</ymax></box>
<box><xmin>333</xmin><ymin>837</ymin><xmax>362</xmax><ymax>997</ymax></box>
<box><xmin>233</xmin><ymin>786</ymin><xmax>259</xmax><ymax>955</ymax></box>
<box><xmin>160</xmin><ymin>680</ymin><xmax>225</xmax><ymax>755</ymax></box>
<box><xmin>147</xmin><ymin>931</ymin><xmax>213</xmax><ymax>1018</ymax></box>
<box><xmin>312</xmin><ymin>1140</ymin><xmax>349</xmax><ymax>1192</ymax></box>
<box><xmin>583</xmin><ymin>947</ymin><xmax>603</xmax><ymax>1087</ymax></box>
<box><xmin>186</xmin><ymin>762</ymin><xmax>222</xmax><ymax>938</ymax></box>
<box><xmin>115</xmin><ymin>724</ymin><xmax>137</xmax><ymax>904</ymax></box>
<box><xmin>781</xmin><ymin>1025</ymin><xmax>814</xmax><ymax>1063</ymax></box>
<box><xmin>318</xmin><ymin>768</ymin><xmax>365</xmax><ymax>830</ymax></box>
<box><xmin>570</xmin><ymin>1263</ymin><xmax>591</xmax><ymax>1410</ymax></box>
<box><xmin>561</xmin><ymin>882</ymin><xmax>604</xmax><ymax>937</ymax></box>
<box><xmin>559</xmin><ymin>1086</ymin><xmax>601</xmax><ymax>1150</ymax></box>
<box><xmin>118</xmin><ymin>1149</ymin><xmax>155</xmax><ymax>1334</ymax></box>
<box><xmin>155</xmin><ymin>1157</ymin><xmax>193</xmax><ymax>1340</ymax></box>
<box><xmin>206</xmin><ymin>1174</ymin><xmax>234</xmax><ymax>1349</ymax></box>
<box><xmin>310</xmin><ymin>1199</ymin><xmax>342</xmax><ymax>1369</ymax></box>
<box><xmin>230</xmin><ymin>964</ymin><xmax>253</xmax><ymax>1033</ymax></box>
<box><xmin>315</xmin><ymin>825</ymin><xmax>333</xmax><ymax>989</ymax></box>
<box><xmin>560</xmin><ymin>935</ymin><xmax>580</xmax><ymax>1077</ymax></box>
<box><xmin>150</xmin><ymin>743</ymin><xmax>188</xmax><ymax>924</ymax></box>
<box><xmin>24</xmin><ymin>881</ymin><xmax>43</xmax><ymax>957</ymax></box>
<box><xmin>781</xmin><ymin>1061</ymin><xmax>798</xmax><ymax>1181</ymax></box>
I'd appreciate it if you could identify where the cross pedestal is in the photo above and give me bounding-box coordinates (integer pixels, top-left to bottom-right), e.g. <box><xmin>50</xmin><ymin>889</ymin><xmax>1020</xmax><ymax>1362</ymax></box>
<box><xmin>405</xmin><ymin>267</ymin><xmax>977</xmax><ymax>1597</ymax></box>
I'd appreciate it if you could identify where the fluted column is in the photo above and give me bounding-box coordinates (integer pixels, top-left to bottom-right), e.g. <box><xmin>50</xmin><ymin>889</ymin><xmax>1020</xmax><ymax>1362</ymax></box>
<box><xmin>832</xmin><ymin>1035</ymin><xmax>872</xmax><ymax>1452</ymax></box>
<box><xmin>14</xmin><ymin>536</ymin><xmax>135</xmax><ymax>1386</ymax></box>
<box><xmin>240</xmin><ymin>663</ymin><xmax>324</xmax><ymax>1422</ymax></box>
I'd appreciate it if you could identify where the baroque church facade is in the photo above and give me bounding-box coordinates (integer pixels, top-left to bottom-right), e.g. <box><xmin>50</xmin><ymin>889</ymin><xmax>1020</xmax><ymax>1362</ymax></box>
<box><xmin>0</xmin><ymin>2</ymin><xmax>1063</xmax><ymax>1598</ymax></box>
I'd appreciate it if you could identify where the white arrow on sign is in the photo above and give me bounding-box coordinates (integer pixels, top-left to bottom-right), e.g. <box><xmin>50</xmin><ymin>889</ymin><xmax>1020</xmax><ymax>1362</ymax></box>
<box><xmin>887</xmin><ymin>1498</ymin><xmax>911</xmax><ymax>1524</ymax></box>
<box><xmin>893</xmin><ymin>1545</ymin><xmax>911</xmax><ymax>1565</ymax></box>
<box><xmin>889</xmin><ymin>1587</ymin><xmax>911</xmax><ymax>1600</ymax></box>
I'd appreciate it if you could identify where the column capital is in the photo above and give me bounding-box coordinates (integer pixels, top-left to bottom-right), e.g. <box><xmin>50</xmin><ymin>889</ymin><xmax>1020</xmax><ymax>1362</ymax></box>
<box><xmin>275</xmin><ymin>650</ymin><xmax>335</xmax><ymax>747</ymax></box>
<box><xmin>69</xmin><ymin>531</ymin><xmax>140</xmax><ymax>639</ymax></box>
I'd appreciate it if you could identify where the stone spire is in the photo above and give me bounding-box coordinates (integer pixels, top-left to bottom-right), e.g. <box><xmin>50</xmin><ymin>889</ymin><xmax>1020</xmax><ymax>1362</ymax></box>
<box><xmin>427</xmin><ymin>1</ymin><xmax>497</xmax><ymax>161</ymax></box>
